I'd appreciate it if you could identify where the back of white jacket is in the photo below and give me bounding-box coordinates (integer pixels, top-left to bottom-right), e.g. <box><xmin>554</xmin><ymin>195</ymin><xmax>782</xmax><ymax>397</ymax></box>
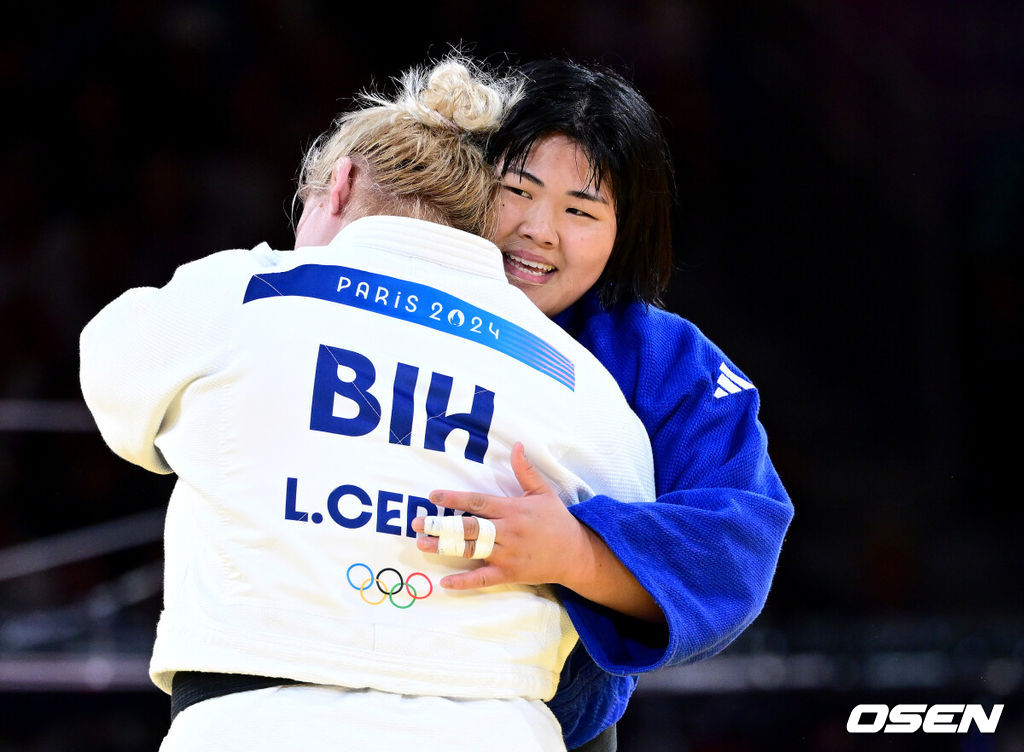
<box><xmin>80</xmin><ymin>216</ymin><xmax>654</xmax><ymax>701</ymax></box>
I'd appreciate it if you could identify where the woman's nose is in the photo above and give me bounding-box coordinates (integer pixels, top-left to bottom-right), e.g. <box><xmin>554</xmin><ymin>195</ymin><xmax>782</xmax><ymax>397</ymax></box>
<box><xmin>518</xmin><ymin>205</ymin><xmax>557</xmax><ymax>247</ymax></box>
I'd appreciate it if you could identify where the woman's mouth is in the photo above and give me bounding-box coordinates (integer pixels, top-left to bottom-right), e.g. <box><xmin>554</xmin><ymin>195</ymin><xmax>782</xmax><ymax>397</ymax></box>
<box><xmin>503</xmin><ymin>252</ymin><xmax>556</xmax><ymax>284</ymax></box>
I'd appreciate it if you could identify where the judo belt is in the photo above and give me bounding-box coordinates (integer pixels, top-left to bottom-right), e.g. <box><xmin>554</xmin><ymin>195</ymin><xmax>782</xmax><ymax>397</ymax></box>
<box><xmin>570</xmin><ymin>724</ymin><xmax>617</xmax><ymax>752</ymax></box>
<box><xmin>170</xmin><ymin>671</ymin><xmax>299</xmax><ymax>721</ymax></box>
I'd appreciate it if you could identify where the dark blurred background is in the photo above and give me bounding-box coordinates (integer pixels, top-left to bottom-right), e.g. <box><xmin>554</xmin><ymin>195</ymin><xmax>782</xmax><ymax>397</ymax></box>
<box><xmin>1</xmin><ymin>1</ymin><xmax>1021</xmax><ymax>750</ymax></box>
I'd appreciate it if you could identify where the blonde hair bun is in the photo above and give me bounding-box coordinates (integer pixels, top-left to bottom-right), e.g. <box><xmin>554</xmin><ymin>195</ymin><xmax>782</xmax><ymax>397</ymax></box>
<box><xmin>415</xmin><ymin>60</ymin><xmax>507</xmax><ymax>133</ymax></box>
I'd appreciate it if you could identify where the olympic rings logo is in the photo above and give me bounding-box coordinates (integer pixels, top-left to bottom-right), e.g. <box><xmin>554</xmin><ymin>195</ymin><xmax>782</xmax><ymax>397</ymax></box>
<box><xmin>346</xmin><ymin>563</ymin><xmax>433</xmax><ymax>609</ymax></box>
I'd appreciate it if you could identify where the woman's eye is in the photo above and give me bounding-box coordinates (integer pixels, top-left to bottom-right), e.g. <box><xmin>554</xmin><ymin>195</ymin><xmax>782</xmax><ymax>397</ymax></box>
<box><xmin>502</xmin><ymin>185</ymin><xmax>530</xmax><ymax>199</ymax></box>
<box><xmin>567</xmin><ymin>207</ymin><xmax>595</xmax><ymax>219</ymax></box>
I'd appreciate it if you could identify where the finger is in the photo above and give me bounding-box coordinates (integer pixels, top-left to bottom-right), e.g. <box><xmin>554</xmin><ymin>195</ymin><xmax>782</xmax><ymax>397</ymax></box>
<box><xmin>416</xmin><ymin>535</ymin><xmax>439</xmax><ymax>553</ymax></box>
<box><xmin>511</xmin><ymin>442</ymin><xmax>550</xmax><ymax>496</ymax></box>
<box><xmin>436</xmin><ymin>535</ymin><xmax>466</xmax><ymax>557</ymax></box>
<box><xmin>421</xmin><ymin>515</ymin><xmax>464</xmax><ymax>538</ymax></box>
<box><xmin>461</xmin><ymin>515</ymin><xmax>480</xmax><ymax>540</ymax></box>
<box><xmin>416</xmin><ymin>531</ymin><xmax>483</xmax><ymax>558</ymax></box>
<box><xmin>429</xmin><ymin>490</ymin><xmax>504</xmax><ymax>517</ymax></box>
<box><xmin>440</xmin><ymin>565</ymin><xmax>507</xmax><ymax>590</ymax></box>
<box><xmin>411</xmin><ymin>516</ymin><xmax>426</xmax><ymax>534</ymax></box>
<box><xmin>473</xmin><ymin>518</ymin><xmax>496</xmax><ymax>559</ymax></box>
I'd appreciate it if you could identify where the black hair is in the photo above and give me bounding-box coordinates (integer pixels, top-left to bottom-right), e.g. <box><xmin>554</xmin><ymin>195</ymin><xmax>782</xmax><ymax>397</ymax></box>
<box><xmin>487</xmin><ymin>59</ymin><xmax>676</xmax><ymax>307</ymax></box>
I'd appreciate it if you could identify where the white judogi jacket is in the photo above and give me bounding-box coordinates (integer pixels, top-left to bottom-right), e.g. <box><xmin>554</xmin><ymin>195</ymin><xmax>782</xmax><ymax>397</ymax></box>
<box><xmin>80</xmin><ymin>216</ymin><xmax>654</xmax><ymax>702</ymax></box>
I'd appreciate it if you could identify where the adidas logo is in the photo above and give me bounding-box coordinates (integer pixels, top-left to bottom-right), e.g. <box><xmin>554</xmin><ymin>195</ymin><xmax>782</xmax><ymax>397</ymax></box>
<box><xmin>714</xmin><ymin>363</ymin><xmax>754</xmax><ymax>399</ymax></box>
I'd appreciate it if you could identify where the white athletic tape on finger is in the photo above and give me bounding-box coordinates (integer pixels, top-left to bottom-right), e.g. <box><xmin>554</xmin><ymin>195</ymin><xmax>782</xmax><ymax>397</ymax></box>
<box><xmin>422</xmin><ymin>515</ymin><xmax>443</xmax><ymax>536</ymax></box>
<box><xmin>437</xmin><ymin>535</ymin><xmax>466</xmax><ymax>557</ymax></box>
<box><xmin>472</xmin><ymin>518</ymin><xmax>496</xmax><ymax>559</ymax></box>
<box><xmin>436</xmin><ymin>516</ymin><xmax>467</xmax><ymax>557</ymax></box>
<box><xmin>422</xmin><ymin>515</ymin><xmax>464</xmax><ymax>538</ymax></box>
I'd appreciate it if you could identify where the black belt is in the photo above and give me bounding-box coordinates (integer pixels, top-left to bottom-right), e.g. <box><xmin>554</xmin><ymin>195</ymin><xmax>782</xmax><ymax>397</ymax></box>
<box><xmin>570</xmin><ymin>724</ymin><xmax>617</xmax><ymax>752</ymax></box>
<box><xmin>170</xmin><ymin>671</ymin><xmax>299</xmax><ymax>721</ymax></box>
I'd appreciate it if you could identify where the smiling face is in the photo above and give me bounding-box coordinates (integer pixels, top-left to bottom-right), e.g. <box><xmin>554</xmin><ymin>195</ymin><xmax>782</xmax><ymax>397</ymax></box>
<box><xmin>495</xmin><ymin>134</ymin><xmax>617</xmax><ymax>316</ymax></box>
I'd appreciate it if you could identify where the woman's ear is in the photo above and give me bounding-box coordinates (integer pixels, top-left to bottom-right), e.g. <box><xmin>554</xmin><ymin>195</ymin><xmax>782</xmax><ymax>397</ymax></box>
<box><xmin>328</xmin><ymin>157</ymin><xmax>355</xmax><ymax>216</ymax></box>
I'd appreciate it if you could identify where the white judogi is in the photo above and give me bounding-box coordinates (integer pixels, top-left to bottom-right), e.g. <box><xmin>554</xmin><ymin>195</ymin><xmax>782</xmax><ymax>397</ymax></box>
<box><xmin>80</xmin><ymin>216</ymin><xmax>654</xmax><ymax>750</ymax></box>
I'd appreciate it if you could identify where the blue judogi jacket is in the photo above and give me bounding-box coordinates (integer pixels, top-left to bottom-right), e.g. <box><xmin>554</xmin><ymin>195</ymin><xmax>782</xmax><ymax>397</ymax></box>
<box><xmin>545</xmin><ymin>291</ymin><xmax>794</xmax><ymax>748</ymax></box>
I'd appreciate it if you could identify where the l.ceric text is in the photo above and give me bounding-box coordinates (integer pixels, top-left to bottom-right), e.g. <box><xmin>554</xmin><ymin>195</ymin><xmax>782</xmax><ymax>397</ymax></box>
<box><xmin>346</xmin><ymin>564</ymin><xmax>433</xmax><ymax>609</ymax></box>
<box><xmin>284</xmin><ymin>476</ymin><xmax>467</xmax><ymax>538</ymax></box>
<box><xmin>242</xmin><ymin>263</ymin><xmax>575</xmax><ymax>390</ymax></box>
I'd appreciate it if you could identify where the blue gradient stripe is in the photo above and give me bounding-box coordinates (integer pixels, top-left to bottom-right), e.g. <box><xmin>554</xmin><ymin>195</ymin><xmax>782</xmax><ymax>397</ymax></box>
<box><xmin>243</xmin><ymin>264</ymin><xmax>575</xmax><ymax>390</ymax></box>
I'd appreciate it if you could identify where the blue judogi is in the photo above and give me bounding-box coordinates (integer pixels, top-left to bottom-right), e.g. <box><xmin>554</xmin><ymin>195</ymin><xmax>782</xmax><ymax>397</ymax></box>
<box><xmin>547</xmin><ymin>291</ymin><xmax>794</xmax><ymax>748</ymax></box>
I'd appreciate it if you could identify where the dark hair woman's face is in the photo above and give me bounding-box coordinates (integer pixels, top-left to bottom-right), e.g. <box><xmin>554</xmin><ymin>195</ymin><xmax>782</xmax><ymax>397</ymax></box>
<box><xmin>495</xmin><ymin>135</ymin><xmax>617</xmax><ymax>316</ymax></box>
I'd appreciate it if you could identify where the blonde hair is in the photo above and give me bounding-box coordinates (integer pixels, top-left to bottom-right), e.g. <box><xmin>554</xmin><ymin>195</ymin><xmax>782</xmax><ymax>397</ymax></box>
<box><xmin>297</xmin><ymin>56</ymin><xmax>522</xmax><ymax>239</ymax></box>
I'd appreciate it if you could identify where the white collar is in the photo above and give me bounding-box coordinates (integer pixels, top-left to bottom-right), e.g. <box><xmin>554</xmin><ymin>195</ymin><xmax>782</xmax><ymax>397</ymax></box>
<box><xmin>326</xmin><ymin>215</ymin><xmax>506</xmax><ymax>281</ymax></box>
